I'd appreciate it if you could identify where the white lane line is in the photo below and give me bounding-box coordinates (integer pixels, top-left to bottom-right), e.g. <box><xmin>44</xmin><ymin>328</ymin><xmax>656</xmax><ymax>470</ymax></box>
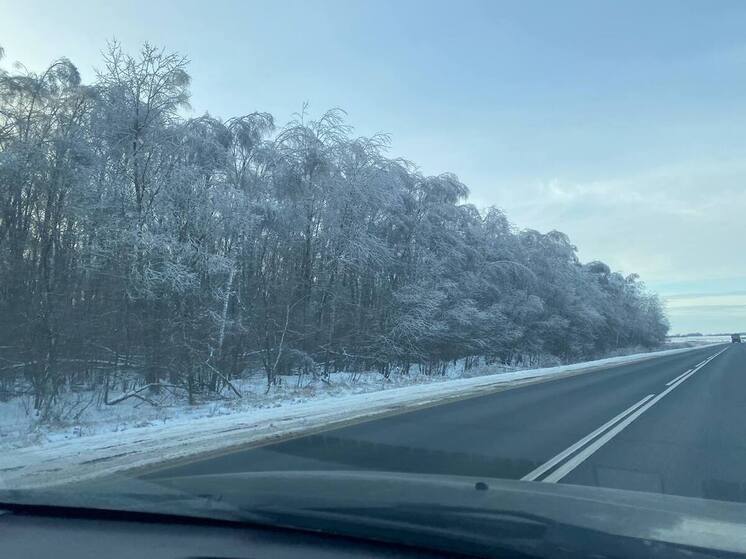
<box><xmin>523</xmin><ymin>348</ymin><xmax>728</xmax><ymax>482</ymax></box>
<box><xmin>665</xmin><ymin>369</ymin><xmax>692</xmax><ymax>386</ymax></box>
<box><xmin>541</xmin><ymin>347</ymin><xmax>728</xmax><ymax>483</ymax></box>
<box><xmin>520</xmin><ymin>394</ymin><xmax>655</xmax><ymax>482</ymax></box>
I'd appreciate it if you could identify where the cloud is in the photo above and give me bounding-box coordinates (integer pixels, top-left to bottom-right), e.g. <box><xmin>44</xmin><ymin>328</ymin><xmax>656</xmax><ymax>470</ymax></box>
<box><xmin>484</xmin><ymin>158</ymin><xmax>746</xmax><ymax>333</ymax></box>
<box><xmin>497</xmin><ymin>157</ymin><xmax>746</xmax><ymax>286</ymax></box>
<box><xmin>665</xmin><ymin>292</ymin><xmax>746</xmax><ymax>308</ymax></box>
<box><xmin>663</xmin><ymin>292</ymin><xmax>746</xmax><ymax>334</ymax></box>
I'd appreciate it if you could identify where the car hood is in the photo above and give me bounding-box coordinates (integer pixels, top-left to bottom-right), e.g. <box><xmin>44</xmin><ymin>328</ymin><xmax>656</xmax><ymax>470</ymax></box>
<box><xmin>4</xmin><ymin>471</ymin><xmax>746</xmax><ymax>558</ymax></box>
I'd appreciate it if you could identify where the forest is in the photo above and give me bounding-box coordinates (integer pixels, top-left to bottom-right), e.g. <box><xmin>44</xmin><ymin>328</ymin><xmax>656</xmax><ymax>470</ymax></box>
<box><xmin>0</xmin><ymin>43</ymin><xmax>669</xmax><ymax>417</ymax></box>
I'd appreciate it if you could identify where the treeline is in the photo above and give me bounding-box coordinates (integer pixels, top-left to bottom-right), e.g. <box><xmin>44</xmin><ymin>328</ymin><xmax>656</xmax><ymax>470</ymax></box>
<box><xmin>0</xmin><ymin>44</ymin><xmax>668</xmax><ymax>413</ymax></box>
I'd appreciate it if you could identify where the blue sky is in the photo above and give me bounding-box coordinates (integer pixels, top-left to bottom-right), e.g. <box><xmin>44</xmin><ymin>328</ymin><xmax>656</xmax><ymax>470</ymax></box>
<box><xmin>1</xmin><ymin>0</ymin><xmax>745</xmax><ymax>333</ymax></box>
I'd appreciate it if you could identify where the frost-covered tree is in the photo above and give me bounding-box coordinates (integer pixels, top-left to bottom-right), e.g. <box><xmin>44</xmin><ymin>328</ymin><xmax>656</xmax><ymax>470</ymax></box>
<box><xmin>0</xmin><ymin>43</ymin><xmax>669</xmax><ymax>412</ymax></box>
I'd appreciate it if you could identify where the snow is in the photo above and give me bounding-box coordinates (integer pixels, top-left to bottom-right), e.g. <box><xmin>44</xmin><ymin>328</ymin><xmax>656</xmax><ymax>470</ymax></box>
<box><xmin>667</xmin><ymin>335</ymin><xmax>734</xmax><ymax>345</ymax></box>
<box><xmin>0</xmin><ymin>344</ymin><xmax>719</xmax><ymax>490</ymax></box>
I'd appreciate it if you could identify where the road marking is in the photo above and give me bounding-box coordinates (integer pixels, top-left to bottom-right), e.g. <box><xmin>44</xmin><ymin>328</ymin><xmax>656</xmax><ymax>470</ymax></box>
<box><xmin>665</xmin><ymin>368</ymin><xmax>692</xmax><ymax>386</ymax></box>
<box><xmin>520</xmin><ymin>394</ymin><xmax>655</xmax><ymax>482</ymax></box>
<box><xmin>525</xmin><ymin>347</ymin><xmax>729</xmax><ymax>483</ymax></box>
<box><xmin>541</xmin><ymin>393</ymin><xmax>659</xmax><ymax>483</ymax></box>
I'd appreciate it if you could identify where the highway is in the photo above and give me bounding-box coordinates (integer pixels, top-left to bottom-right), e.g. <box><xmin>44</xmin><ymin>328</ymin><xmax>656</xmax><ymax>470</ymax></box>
<box><xmin>144</xmin><ymin>343</ymin><xmax>746</xmax><ymax>502</ymax></box>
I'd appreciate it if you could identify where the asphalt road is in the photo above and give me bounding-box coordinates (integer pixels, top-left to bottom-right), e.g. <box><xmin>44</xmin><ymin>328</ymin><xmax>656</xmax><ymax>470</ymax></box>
<box><xmin>144</xmin><ymin>343</ymin><xmax>746</xmax><ymax>502</ymax></box>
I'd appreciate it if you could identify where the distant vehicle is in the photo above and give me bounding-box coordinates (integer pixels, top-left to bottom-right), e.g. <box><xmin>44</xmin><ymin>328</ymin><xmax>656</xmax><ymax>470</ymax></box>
<box><xmin>732</xmin><ymin>334</ymin><xmax>742</xmax><ymax>343</ymax></box>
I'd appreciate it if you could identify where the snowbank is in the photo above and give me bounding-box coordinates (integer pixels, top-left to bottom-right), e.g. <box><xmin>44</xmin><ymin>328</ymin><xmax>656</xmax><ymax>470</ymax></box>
<box><xmin>0</xmin><ymin>344</ymin><xmax>718</xmax><ymax>490</ymax></box>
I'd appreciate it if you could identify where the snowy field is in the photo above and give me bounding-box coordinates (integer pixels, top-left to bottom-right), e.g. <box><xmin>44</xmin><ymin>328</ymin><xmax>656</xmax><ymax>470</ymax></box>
<box><xmin>667</xmin><ymin>335</ymin><xmax>734</xmax><ymax>345</ymax></box>
<box><xmin>0</xmin><ymin>344</ymin><xmax>718</xmax><ymax>490</ymax></box>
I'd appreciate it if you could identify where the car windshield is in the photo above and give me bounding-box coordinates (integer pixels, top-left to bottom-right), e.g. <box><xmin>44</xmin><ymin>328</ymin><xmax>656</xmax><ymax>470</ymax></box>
<box><xmin>1</xmin><ymin>1</ymin><xmax>746</xmax><ymax>557</ymax></box>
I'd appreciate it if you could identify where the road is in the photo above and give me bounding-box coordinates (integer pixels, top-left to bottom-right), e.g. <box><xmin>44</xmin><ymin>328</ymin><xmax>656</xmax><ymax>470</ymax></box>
<box><xmin>144</xmin><ymin>343</ymin><xmax>746</xmax><ymax>502</ymax></box>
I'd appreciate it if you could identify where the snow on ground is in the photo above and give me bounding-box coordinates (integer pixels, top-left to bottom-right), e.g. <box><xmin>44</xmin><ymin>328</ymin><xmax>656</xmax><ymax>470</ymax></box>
<box><xmin>667</xmin><ymin>335</ymin><xmax>734</xmax><ymax>345</ymax></box>
<box><xmin>0</xmin><ymin>361</ymin><xmax>524</xmax><ymax>447</ymax></box>
<box><xmin>0</xmin><ymin>344</ymin><xmax>719</xmax><ymax>490</ymax></box>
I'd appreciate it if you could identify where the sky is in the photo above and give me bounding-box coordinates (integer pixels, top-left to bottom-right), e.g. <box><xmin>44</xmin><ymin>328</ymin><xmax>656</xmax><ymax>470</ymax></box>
<box><xmin>1</xmin><ymin>0</ymin><xmax>745</xmax><ymax>334</ymax></box>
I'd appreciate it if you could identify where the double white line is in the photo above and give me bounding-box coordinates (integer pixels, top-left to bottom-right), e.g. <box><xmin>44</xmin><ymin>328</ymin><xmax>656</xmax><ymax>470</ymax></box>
<box><xmin>522</xmin><ymin>346</ymin><xmax>729</xmax><ymax>484</ymax></box>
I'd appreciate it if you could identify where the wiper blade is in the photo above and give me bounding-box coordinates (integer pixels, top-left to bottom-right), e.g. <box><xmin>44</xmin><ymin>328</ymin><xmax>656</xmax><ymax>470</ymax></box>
<box><xmin>0</xmin><ymin>489</ymin><xmax>245</xmax><ymax>525</ymax></box>
<box><xmin>249</xmin><ymin>505</ymin><xmax>545</xmax><ymax>559</ymax></box>
<box><xmin>293</xmin><ymin>504</ymin><xmax>550</xmax><ymax>540</ymax></box>
<box><xmin>248</xmin><ymin>502</ymin><xmax>742</xmax><ymax>559</ymax></box>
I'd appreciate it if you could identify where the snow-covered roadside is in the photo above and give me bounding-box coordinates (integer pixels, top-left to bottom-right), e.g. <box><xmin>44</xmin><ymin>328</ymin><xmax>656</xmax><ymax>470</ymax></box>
<box><xmin>0</xmin><ymin>344</ymin><xmax>719</xmax><ymax>490</ymax></box>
